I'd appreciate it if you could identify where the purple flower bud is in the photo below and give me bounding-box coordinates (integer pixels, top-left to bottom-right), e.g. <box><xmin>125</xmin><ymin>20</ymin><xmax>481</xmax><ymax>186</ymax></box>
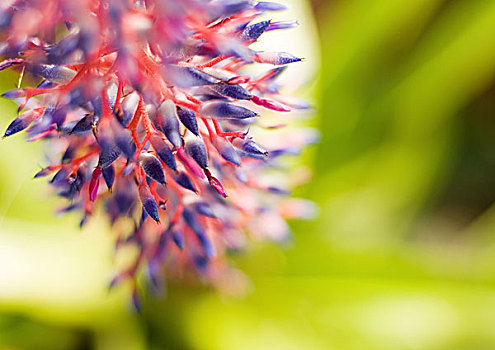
<box><xmin>139</xmin><ymin>185</ymin><xmax>160</xmax><ymax>222</ymax></box>
<box><xmin>176</xmin><ymin>106</ymin><xmax>199</xmax><ymax>136</ymax></box>
<box><xmin>2</xmin><ymin>89</ymin><xmax>25</xmax><ymax>99</ymax></box>
<box><xmin>255</xmin><ymin>51</ymin><xmax>302</xmax><ymax>65</ymax></box>
<box><xmin>27</xmin><ymin>64</ymin><xmax>77</xmax><ymax>84</ymax></box>
<box><xmin>59</xmin><ymin>120</ymin><xmax>78</xmax><ymax>135</ymax></box>
<box><xmin>3</xmin><ymin>109</ymin><xmax>41</xmax><ymax>137</ymax></box>
<box><xmin>152</xmin><ymin>100</ymin><xmax>183</xmax><ymax>148</ymax></box>
<box><xmin>61</xmin><ymin>144</ymin><xmax>76</xmax><ymax>163</ymax></box>
<box><xmin>98</xmin><ymin>137</ymin><xmax>121</xmax><ymax>168</ymax></box>
<box><xmin>200</xmin><ymin>101</ymin><xmax>257</xmax><ymax>119</ymax></box>
<box><xmin>46</xmin><ymin>32</ymin><xmax>79</xmax><ymax>64</ymax></box>
<box><xmin>138</xmin><ymin>152</ymin><xmax>166</xmax><ymax>185</ymax></box>
<box><xmin>185</xmin><ymin>138</ymin><xmax>208</xmax><ymax>169</ymax></box>
<box><xmin>174</xmin><ymin>171</ymin><xmax>197</xmax><ymax>192</ymax></box>
<box><xmin>3</xmin><ymin>118</ymin><xmax>26</xmax><ymax>138</ymax></box>
<box><xmin>182</xmin><ymin>207</ymin><xmax>215</xmax><ymax>257</ymax></box>
<box><xmin>170</xmin><ymin>228</ymin><xmax>184</xmax><ymax>250</ymax></box>
<box><xmin>50</xmin><ymin>166</ymin><xmax>71</xmax><ymax>183</ymax></box>
<box><xmin>232</xmin><ymin>137</ymin><xmax>268</xmax><ymax>156</ymax></box>
<box><xmin>266</xmin><ymin>186</ymin><xmax>289</xmax><ymax>195</ymax></box>
<box><xmin>51</xmin><ymin>107</ymin><xmax>68</xmax><ymax>128</ymax></box>
<box><xmin>69</xmin><ymin>114</ymin><xmax>93</xmax><ymax>135</ymax></box>
<box><xmin>115</xmin><ymin>182</ymin><xmax>136</xmax><ymax>215</ymax></box>
<box><xmin>212</xmin><ymin>137</ymin><xmax>241</xmax><ymax>165</ymax></box>
<box><xmin>193</xmin><ymin>202</ymin><xmax>217</xmax><ymax>218</ymax></box>
<box><xmin>165</xmin><ymin>65</ymin><xmax>219</xmax><ymax>88</ymax></box>
<box><xmin>196</xmin><ymin>232</ymin><xmax>216</xmax><ymax>257</ymax></box>
<box><xmin>213</xmin><ymin>0</ymin><xmax>251</xmax><ymax>17</ymax></box>
<box><xmin>119</xmin><ymin>92</ymin><xmax>140</xmax><ymax>127</ymax></box>
<box><xmin>241</xmin><ymin>20</ymin><xmax>271</xmax><ymax>41</ymax></box>
<box><xmin>34</xmin><ymin>166</ymin><xmax>55</xmax><ymax>178</ymax></box>
<box><xmin>210</xmin><ymin>84</ymin><xmax>252</xmax><ymax>100</ymax></box>
<box><xmin>149</xmin><ymin>133</ymin><xmax>177</xmax><ymax>171</ymax></box>
<box><xmin>254</xmin><ymin>1</ymin><xmax>288</xmax><ymax>11</ymax></box>
<box><xmin>57</xmin><ymin>202</ymin><xmax>81</xmax><ymax>214</ymax></box>
<box><xmin>114</xmin><ymin>127</ymin><xmax>136</xmax><ymax>159</ymax></box>
<box><xmin>37</xmin><ymin>80</ymin><xmax>56</xmax><ymax>89</ymax></box>
<box><xmin>102</xmin><ymin>165</ymin><xmax>115</xmax><ymax>190</ymax></box>
<box><xmin>267</xmin><ymin>20</ymin><xmax>299</xmax><ymax>31</ymax></box>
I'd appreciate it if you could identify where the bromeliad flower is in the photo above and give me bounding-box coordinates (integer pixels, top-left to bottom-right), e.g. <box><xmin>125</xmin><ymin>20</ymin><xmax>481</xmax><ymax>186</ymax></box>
<box><xmin>1</xmin><ymin>0</ymin><xmax>316</xmax><ymax>302</ymax></box>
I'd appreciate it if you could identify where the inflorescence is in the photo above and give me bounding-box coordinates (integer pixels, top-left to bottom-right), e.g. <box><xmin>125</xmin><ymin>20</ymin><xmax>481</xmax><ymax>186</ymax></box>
<box><xmin>1</xmin><ymin>0</ymin><xmax>316</xmax><ymax>305</ymax></box>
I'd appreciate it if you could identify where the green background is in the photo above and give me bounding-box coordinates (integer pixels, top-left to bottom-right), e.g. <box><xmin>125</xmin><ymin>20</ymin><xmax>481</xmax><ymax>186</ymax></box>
<box><xmin>2</xmin><ymin>0</ymin><xmax>495</xmax><ymax>349</ymax></box>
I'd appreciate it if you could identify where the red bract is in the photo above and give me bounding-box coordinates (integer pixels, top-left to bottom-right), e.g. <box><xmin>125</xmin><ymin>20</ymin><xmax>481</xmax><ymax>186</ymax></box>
<box><xmin>1</xmin><ymin>0</ymin><xmax>316</xmax><ymax>301</ymax></box>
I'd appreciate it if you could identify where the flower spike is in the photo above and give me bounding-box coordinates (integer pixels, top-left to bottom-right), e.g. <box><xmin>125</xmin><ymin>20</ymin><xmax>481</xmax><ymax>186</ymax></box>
<box><xmin>0</xmin><ymin>0</ymin><xmax>315</xmax><ymax>297</ymax></box>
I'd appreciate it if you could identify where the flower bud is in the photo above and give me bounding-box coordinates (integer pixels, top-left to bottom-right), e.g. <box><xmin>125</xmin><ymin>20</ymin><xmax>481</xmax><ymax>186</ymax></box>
<box><xmin>176</xmin><ymin>106</ymin><xmax>199</xmax><ymax>136</ymax></box>
<box><xmin>152</xmin><ymin>100</ymin><xmax>183</xmax><ymax>148</ymax></box>
<box><xmin>255</xmin><ymin>51</ymin><xmax>302</xmax><ymax>65</ymax></box>
<box><xmin>174</xmin><ymin>171</ymin><xmax>196</xmax><ymax>192</ymax></box>
<box><xmin>210</xmin><ymin>84</ymin><xmax>252</xmax><ymax>100</ymax></box>
<box><xmin>139</xmin><ymin>184</ymin><xmax>160</xmax><ymax>222</ymax></box>
<box><xmin>138</xmin><ymin>152</ymin><xmax>166</xmax><ymax>185</ymax></box>
<box><xmin>185</xmin><ymin>138</ymin><xmax>208</xmax><ymax>169</ymax></box>
<box><xmin>241</xmin><ymin>21</ymin><xmax>271</xmax><ymax>41</ymax></box>
<box><xmin>200</xmin><ymin>101</ymin><xmax>257</xmax><ymax>119</ymax></box>
<box><xmin>149</xmin><ymin>133</ymin><xmax>177</xmax><ymax>171</ymax></box>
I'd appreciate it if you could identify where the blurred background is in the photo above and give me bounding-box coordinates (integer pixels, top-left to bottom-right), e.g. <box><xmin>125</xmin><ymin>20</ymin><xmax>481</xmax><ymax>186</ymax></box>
<box><xmin>2</xmin><ymin>0</ymin><xmax>495</xmax><ymax>349</ymax></box>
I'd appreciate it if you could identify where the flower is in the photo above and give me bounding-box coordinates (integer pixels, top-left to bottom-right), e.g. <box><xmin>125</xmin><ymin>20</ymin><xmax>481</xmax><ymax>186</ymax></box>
<box><xmin>1</xmin><ymin>0</ymin><xmax>316</xmax><ymax>303</ymax></box>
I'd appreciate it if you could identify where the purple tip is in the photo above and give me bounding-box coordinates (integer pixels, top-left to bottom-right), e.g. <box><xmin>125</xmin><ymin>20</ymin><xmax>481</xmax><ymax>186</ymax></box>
<box><xmin>200</xmin><ymin>101</ymin><xmax>257</xmax><ymax>119</ymax></box>
<box><xmin>267</xmin><ymin>20</ymin><xmax>299</xmax><ymax>31</ymax></box>
<box><xmin>176</xmin><ymin>106</ymin><xmax>199</xmax><ymax>136</ymax></box>
<box><xmin>2</xmin><ymin>89</ymin><xmax>25</xmax><ymax>99</ymax></box>
<box><xmin>166</xmin><ymin>65</ymin><xmax>219</xmax><ymax>88</ymax></box>
<box><xmin>211</xmin><ymin>84</ymin><xmax>252</xmax><ymax>100</ymax></box>
<box><xmin>185</xmin><ymin>139</ymin><xmax>208</xmax><ymax>169</ymax></box>
<box><xmin>139</xmin><ymin>152</ymin><xmax>166</xmax><ymax>185</ymax></box>
<box><xmin>170</xmin><ymin>228</ymin><xmax>184</xmax><ymax>250</ymax></box>
<box><xmin>241</xmin><ymin>20</ymin><xmax>271</xmax><ymax>41</ymax></box>
<box><xmin>3</xmin><ymin>116</ymin><xmax>29</xmax><ymax>138</ymax></box>
<box><xmin>149</xmin><ymin>134</ymin><xmax>177</xmax><ymax>171</ymax></box>
<box><xmin>174</xmin><ymin>171</ymin><xmax>197</xmax><ymax>192</ymax></box>
<box><xmin>139</xmin><ymin>185</ymin><xmax>160</xmax><ymax>222</ymax></box>
<box><xmin>102</xmin><ymin>165</ymin><xmax>115</xmax><ymax>190</ymax></box>
<box><xmin>254</xmin><ymin>1</ymin><xmax>288</xmax><ymax>11</ymax></box>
